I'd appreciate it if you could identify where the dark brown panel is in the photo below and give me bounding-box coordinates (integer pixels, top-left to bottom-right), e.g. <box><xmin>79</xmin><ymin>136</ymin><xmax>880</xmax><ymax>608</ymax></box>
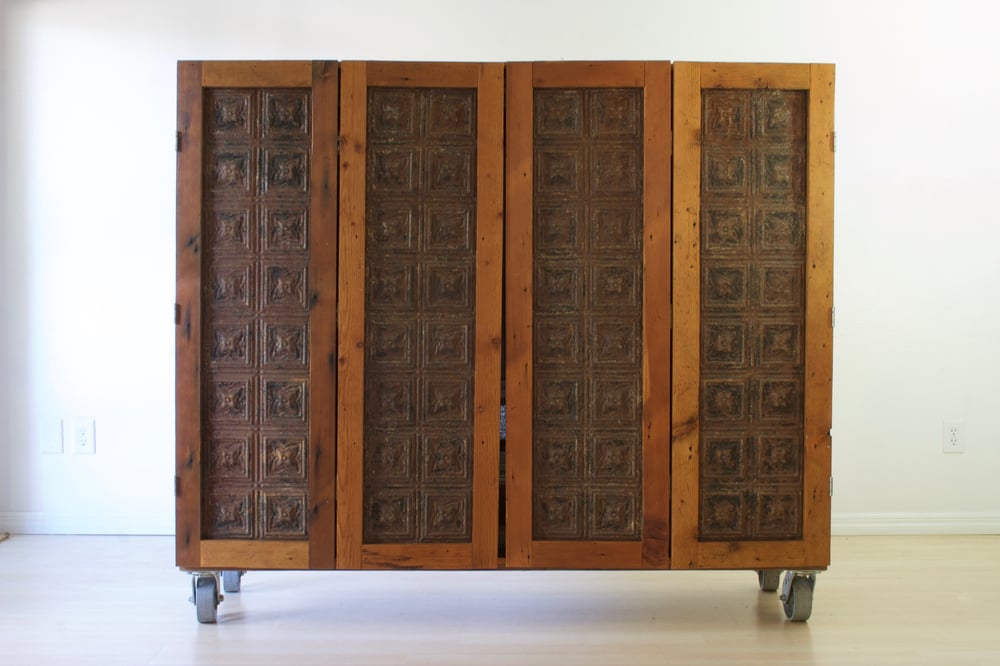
<box><xmin>363</xmin><ymin>87</ymin><xmax>478</xmax><ymax>544</ymax></box>
<box><xmin>532</xmin><ymin>88</ymin><xmax>644</xmax><ymax>541</ymax></box>
<box><xmin>698</xmin><ymin>89</ymin><xmax>807</xmax><ymax>541</ymax></box>
<box><xmin>201</xmin><ymin>87</ymin><xmax>313</xmax><ymax>540</ymax></box>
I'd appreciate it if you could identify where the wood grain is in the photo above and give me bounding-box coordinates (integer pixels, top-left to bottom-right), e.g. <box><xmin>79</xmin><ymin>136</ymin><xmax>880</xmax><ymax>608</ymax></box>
<box><xmin>175</xmin><ymin>61</ymin><xmax>204</xmax><ymax>571</ymax></box>
<box><xmin>532</xmin><ymin>61</ymin><xmax>646</xmax><ymax>87</ymax></box>
<box><xmin>199</xmin><ymin>540</ymin><xmax>310</xmax><ymax>570</ymax></box>
<box><xmin>641</xmin><ymin>61</ymin><xmax>672</xmax><ymax>569</ymax></box>
<box><xmin>503</xmin><ymin>62</ymin><xmax>535</xmax><ymax>569</ymax></box>
<box><xmin>530</xmin><ymin>541</ymin><xmax>643</xmax><ymax>570</ymax></box>
<box><xmin>201</xmin><ymin>61</ymin><xmax>312</xmax><ymax>88</ymax></box>
<box><xmin>365</xmin><ymin>61</ymin><xmax>480</xmax><ymax>87</ymax></box>
<box><xmin>803</xmin><ymin>63</ymin><xmax>836</xmax><ymax>568</ymax></box>
<box><xmin>471</xmin><ymin>63</ymin><xmax>505</xmax><ymax>570</ymax></box>
<box><xmin>307</xmin><ymin>61</ymin><xmax>340</xmax><ymax>570</ymax></box>
<box><xmin>361</xmin><ymin>544</ymin><xmax>474</xmax><ymax>570</ymax></box>
<box><xmin>699</xmin><ymin>62</ymin><xmax>810</xmax><ymax>90</ymax></box>
<box><xmin>335</xmin><ymin>61</ymin><xmax>368</xmax><ymax>570</ymax></box>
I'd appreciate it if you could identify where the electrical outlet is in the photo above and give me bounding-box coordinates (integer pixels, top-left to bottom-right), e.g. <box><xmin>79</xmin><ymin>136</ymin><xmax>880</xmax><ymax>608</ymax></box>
<box><xmin>942</xmin><ymin>421</ymin><xmax>964</xmax><ymax>454</ymax></box>
<box><xmin>71</xmin><ymin>419</ymin><xmax>96</xmax><ymax>454</ymax></box>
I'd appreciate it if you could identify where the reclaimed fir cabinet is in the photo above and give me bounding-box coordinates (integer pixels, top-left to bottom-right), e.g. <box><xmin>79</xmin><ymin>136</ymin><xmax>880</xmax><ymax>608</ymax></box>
<box><xmin>176</xmin><ymin>60</ymin><xmax>834</xmax><ymax>623</ymax></box>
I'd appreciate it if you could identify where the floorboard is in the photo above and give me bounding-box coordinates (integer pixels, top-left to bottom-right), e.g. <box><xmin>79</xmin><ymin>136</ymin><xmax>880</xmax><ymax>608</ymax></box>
<box><xmin>0</xmin><ymin>535</ymin><xmax>997</xmax><ymax>665</ymax></box>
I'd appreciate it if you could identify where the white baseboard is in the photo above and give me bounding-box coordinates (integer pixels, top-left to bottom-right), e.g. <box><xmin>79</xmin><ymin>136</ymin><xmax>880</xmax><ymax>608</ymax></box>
<box><xmin>832</xmin><ymin>512</ymin><xmax>1000</xmax><ymax>535</ymax></box>
<box><xmin>3</xmin><ymin>511</ymin><xmax>997</xmax><ymax>537</ymax></box>
<box><xmin>0</xmin><ymin>512</ymin><xmax>172</xmax><ymax>536</ymax></box>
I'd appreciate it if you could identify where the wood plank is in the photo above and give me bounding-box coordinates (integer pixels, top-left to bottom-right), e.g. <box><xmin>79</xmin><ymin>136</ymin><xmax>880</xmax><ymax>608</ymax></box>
<box><xmin>699</xmin><ymin>62</ymin><xmax>811</xmax><ymax>90</ymax></box>
<box><xmin>199</xmin><ymin>540</ymin><xmax>310</xmax><ymax>570</ymax></box>
<box><xmin>683</xmin><ymin>540</ymin><xmax>820</xmax><ymax>571</ymax></box>
<box><xmin>803</xmin><ymin>63</ymin><xmax>836</xmax><ymax>568</ymax></box>
<box><xmin>361</xmin><ymin>544</ymin><xmax>474</xmax><ymax>570</ymax></box>
<box><xmin>669</xmin><ymin>62</ymin><xmax>703</xmax><ymax>570</ymax></box>
<box><xmin>532</xmin><ymin>61</ymin><xmax>646</xmax><ymax>87</ymax></box>
<box><xmin>365</xmin><ymin>61</ymin><xmax>481</xmax><ymax>87</ymax></box>
<box><xmin>7</xmin><ymin>535</ymin><xmax>1000</xmax><ymax>662</ymax></box>
<box><xmin>336</xmin><ymin>61</ymin><xmax>368</xmax><ymax>570</ymax></box>
<box><xmin>530</xmin><ymin>541</ymin><xmax>643</xmax><ymax>569</ymax></box>
<box><xmin>503</xmin><ymin>62</ymin><xmax>535</xmax><ymax>569</ymax></box>
<box><xmin>641</xmin><ymin>61</ymin><xmax>672</xmax><ymax>569</ymax></box>
<box><xmin>471</xmin><ymin>63</ymin><xmax>505</xmax><ymax>570</ymax></box>
<box><xmin>175</xmin><ymin>61</ymin><xmax>203</xmax><ymax>571</ymax></box>
<box><xmin>201</xmin><ymin>61</ymin><xmax>312</xmax><ymax>88</ymax></box>
<box><xmin>307</xmin><ymin>61</ymin><xmax>340</xmax><ymax>570</ymax></box>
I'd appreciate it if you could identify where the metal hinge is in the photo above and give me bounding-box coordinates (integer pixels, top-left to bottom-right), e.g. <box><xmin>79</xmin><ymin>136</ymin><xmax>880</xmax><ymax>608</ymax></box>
<box><xmin>174</xmin><ymin>476</ymin><xmax>181</xmax><ymax>497</ymax></box>
<box><xmin>829</xmin><ymin>476</ymin><xmax>834</xmax><ymax>497</ymax></box>
<box><xmin>176</xmin><ymin>131</ymin><xmax>182</xmax><ymax>152</ymax></box>
<box><xmin>831</xmin><ymin>131</ymin><xmax>837</xmax><ymax>152</ymax></box>
<box><xmin>831</xmin><ymin>306</ymin><xmax>836</xmax><ymax>328</ymax></box>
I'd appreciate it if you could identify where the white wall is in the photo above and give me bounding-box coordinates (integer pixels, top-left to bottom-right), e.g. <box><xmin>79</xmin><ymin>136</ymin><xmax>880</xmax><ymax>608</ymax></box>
<box><xmin>1</xmin><ymin>0</ymin><xmax>998</xmax><ymax>535</ymax></box>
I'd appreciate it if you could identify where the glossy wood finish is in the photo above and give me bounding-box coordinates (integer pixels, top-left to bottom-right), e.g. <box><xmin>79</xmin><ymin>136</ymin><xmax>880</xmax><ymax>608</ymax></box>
<box><xmin>337</xmin><ymin>62</ymin><xmax>503</xmax><ymax>570</ymax></box>
<box><xmin>505</xmin><ymin>62</ymin><xmax>671</xmax><ymax>569</ymax></box>
<box><xmin>671</xmin><ymin>62</ymin><xmax>834</xmax><ymax>570</ymax></box>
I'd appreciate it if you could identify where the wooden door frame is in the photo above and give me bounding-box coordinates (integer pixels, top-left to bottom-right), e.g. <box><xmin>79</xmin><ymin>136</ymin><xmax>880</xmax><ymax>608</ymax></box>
<box><xmin>336</xmin><ymin>61</ymin><xmax>504</xmax><ymax>570</ymax></box>
<box><xmin>175</xmin><ymin>61</ymin><xmax>339</xmax><ymax>571</ymax></box>
<box><xmin>670</xmin><ymin>62</ymin><xmax>834</xmax><ymax>570</ymax></box>
<box><xmin>505</xmin><ymin>61</ymin><xmax>672</xmax><ymax>570</ymax></box>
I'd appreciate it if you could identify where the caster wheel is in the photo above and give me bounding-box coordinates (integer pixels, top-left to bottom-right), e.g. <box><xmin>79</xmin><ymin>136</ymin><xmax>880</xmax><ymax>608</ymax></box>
<box><xmin>757</xmin><ymin>569</ymin><xmax>781</xmax><ymax>592</ymax></box>
<box><xmin>222</xmin><ymin>570</ymin><xmax>243</xmax><ymax>593</ymax></box>
<box><xmin>782</xmin><ymin>574</ymin><xmax>814</xmax><ymax>622</ymax></box>
<box><xmin>193</xmin><ymin>574</ymin><xmax>220</xmax><ymax>624</ymax></box>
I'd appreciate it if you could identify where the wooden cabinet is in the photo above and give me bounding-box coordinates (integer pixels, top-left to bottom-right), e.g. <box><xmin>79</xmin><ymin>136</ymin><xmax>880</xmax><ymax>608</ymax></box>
<box><xmin>176</xmin><ymin>60</ymin><xmax>833</xmax><ymax>578</ymax></box>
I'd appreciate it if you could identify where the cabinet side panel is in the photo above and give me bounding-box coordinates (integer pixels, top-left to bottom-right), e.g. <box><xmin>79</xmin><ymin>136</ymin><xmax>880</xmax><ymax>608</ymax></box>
<box><xmin>177</xmin><ymin>62</ymin><xmax>205</xmax><ymax>569</ymax></box>
<box><xmin>803</xmin><ymin>63</ymin><xmax>835</xmax><ymax>568</ymax></box>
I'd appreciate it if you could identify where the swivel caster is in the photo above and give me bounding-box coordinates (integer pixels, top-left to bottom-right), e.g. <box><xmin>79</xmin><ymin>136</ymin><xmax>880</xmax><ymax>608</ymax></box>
<box><xmin>190</xmin><ymin>572</ymin><xmax>222</xmax><ymax>624</ymax></box>
<box><xmin>757</xmin><ymin>569</ymin><xmax>781</xmax><ymax>592</ymax></box>
<box><xmin>780</xmin><ymin>571</ymin><xmax>817</xmax><ymax>622</ymax></box>
<box><xmin>222</xmin><ymin>570</ymin><xmax>244</xmax><ymax>593</ymax></box>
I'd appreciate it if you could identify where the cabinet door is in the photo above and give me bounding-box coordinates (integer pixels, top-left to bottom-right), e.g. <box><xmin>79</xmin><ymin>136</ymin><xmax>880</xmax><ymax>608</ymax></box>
<box><xmin>505</xmin><ymin>62</ymin><xmax>672</xmax><ymax>569</ymax></box>
<box><xmin>337</xmin><ymin>62</ymin><xmax>504</xmax><ymax>569</ymax></box>
<box><xmin>176</xmin><ymin>62</ymin><xmax>339</xmax><ymax>570</ymax></box>
<box><xmin>671</xmin><ymin>63</ymin><xmax>834</xmax><ymax>569</ymax></box>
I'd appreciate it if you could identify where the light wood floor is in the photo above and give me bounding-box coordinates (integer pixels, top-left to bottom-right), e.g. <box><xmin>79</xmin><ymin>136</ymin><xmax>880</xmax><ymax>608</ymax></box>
<box><xmin>0</xmin><ymin>535</ymin><xmax>997</xmax><ymax>665</ymax></box>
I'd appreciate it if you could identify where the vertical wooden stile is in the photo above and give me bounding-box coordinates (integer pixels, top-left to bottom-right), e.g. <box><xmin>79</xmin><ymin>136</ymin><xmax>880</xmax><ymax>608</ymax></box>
<box><xmin>176</xmin><ymin>61</ymin><xmax>205</xmax><ymax>570</ymax></box>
